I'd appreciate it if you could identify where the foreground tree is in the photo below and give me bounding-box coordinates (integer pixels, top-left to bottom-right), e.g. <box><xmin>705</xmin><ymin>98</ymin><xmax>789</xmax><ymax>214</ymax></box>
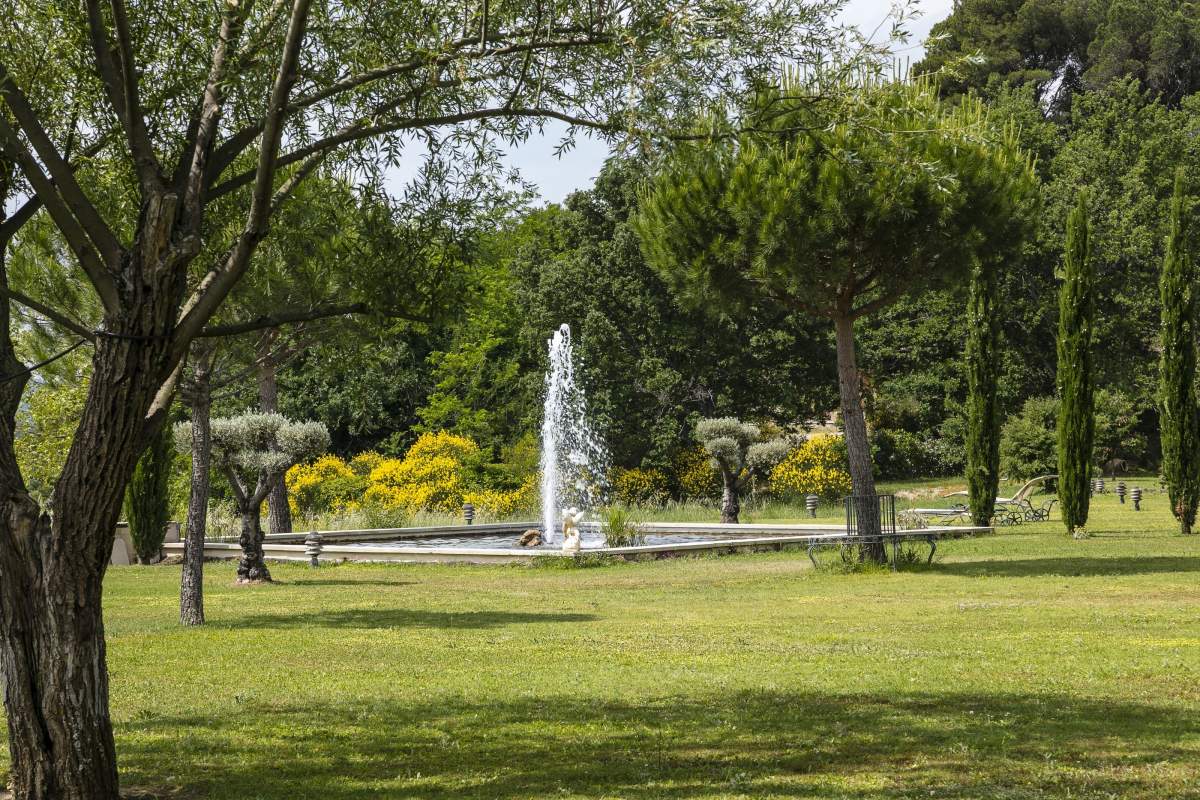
<box><xmin>637</xmin><ymin>78</ymin><xmax>1039</xmax><ymax>557</ymax></box>
<box><xmin>1158</xmin><ymin>170</ymin><xmax>1198</xmax><ymax>535</ymax></box>
<box><xmin>694</xmin><ymin>417</ymin><xmax>788</xmax><ymax>523</ymax></box>
<box><xmin>0</xmin><ymin>2</ymin><xmax>860</xmax><ymax>793</ymax></box>
<box><xmin>1057</xmin><ymin>192</ymin><xmax>1096</xmax><ymax>537</ymax></box>
<box><xmin>177</xmin><ymin>413</ymin><xmax>328</xmax><ymax>582</ymax></box>
<box><xmin>965</xmin><ymin>260</ymin><xmax>1003</xmax><ymax>526</ymax></box>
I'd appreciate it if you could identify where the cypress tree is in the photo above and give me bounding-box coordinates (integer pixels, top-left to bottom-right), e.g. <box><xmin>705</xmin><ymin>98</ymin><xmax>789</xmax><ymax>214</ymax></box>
<box><xmin>965</xmin><ymin>258</ymin><xmax>1002</xmax><ymax>525</ymax></box>
<box><xmin>1056</xmin><ymin>191</ymin><xmax>1096</xmax><ymax>537</ymax></box>
<box><xmin>125</xmin><ymin>423</ymin><xmax>175</xmax><ymax>564</ymax></box>
<box><xmin>1158</xmin><ymin>169</ymin><xmax>1198</xmax><ymax>535</ymax></box>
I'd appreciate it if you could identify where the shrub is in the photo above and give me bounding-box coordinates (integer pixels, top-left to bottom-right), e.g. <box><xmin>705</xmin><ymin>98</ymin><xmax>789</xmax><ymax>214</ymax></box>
<box><xmin>999</xmin><ymin>396</ymin><xmax>1058</xmax><ymax>480</ymax></box>
<box><xmin>363</xmin><ymin>431</ymin><xmax>482</xmax><ymax>513</ymax></box>
<box><xmin>124</xmin><ymin>423</ymin><xmax>174</xmax><ymax>563</ymax></box>
<box><xmin>600</xmin><ymin>506</ymin><xmax>645</xmax><ymax>547</ymax></box>
<box><xmin>348</xmin><ymin>451</ymin><xmax>385</xmax><ymax>477</ymax></box>
<box><xmin>610</xmin><ymin>467</ymin><xmax>670</xmax><ymax>507</ymax></box>
<box><xmin>770</xmin><ymin>434</ymin><xmax>852</xmax><ymax>502</ymax></box>
<box><xmin>871</xmin><ymin>428</ymin><xmax>941</xmax><ymax>480</ymax></box>
<box><xmin>674</xmin><ymin>445</ymin><xmax>720</xmax><ymax>501</ymax></box>
<box><xmin>462</xmin><ymin>477</ymin><xmax>538</xmax><ymax>518</ymax></box>
<box><xmin>287</xmin><ymin>455</ymin><xmax>368</xmax><ymax>518</ymax></box>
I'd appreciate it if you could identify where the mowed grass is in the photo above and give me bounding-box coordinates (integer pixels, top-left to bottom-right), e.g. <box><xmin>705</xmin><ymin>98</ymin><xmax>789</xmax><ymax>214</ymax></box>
<box><xmin>3</xmin><ymin>491</ymin><xmax>1200</xmax><ymax>798</ymax></box>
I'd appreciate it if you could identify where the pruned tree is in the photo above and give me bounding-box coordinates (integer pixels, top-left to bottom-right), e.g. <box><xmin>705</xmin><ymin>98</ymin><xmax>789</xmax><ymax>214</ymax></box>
<box><xmin>695</xmin><ymin>417</ymin><xmax>789</xmax><ymax>523</ymax></box>
<box><xmin>1158</xmin><ymin>169</ymin><xmax>1198</xmax><ymax>535</ymax></box>
<box><xmin>0</xmin><ymin>2</ymin><xmax>874</xmax><ymax>790</ymax></box>
<box><xmin>637</xmin><ymin>77</ymin><xmax>1040</xmax><ymax>559</ymax></box>
<box><xmin>176</xmin><ymin>413</ymin><xmax>328</xmax><ymax>583</ymax></box>
<box><xmin>1057</xmin><ymin>191</ymin><xmax>1096</xmax><ymax>538</ymax></box>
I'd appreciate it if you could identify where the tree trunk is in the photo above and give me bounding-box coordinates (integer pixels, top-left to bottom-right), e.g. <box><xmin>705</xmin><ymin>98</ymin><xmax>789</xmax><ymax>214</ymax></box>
<box><xmin>833</xmin><ymin>310</ymin><xmax>884</xmax><ymax>562</ymax></box>
<box><xmin>257</xmin><ymin>329</ymin><xmax>293</xmax><ymax>534</ymax></box>
<box><xmin>181</xmin><ymin>344</ymin><xmax>215</xmax><ymax>626</ymax></box>
<box><xmin>720</xmin><ymin>468</ymin><xmax>740</xmax><ymax>524</ymax></box>
<box><xmin>0</xmin><ymin>188</ymin><xmax>189</xmax><ymax>799</ymax></box>
<box><xmin>237</xmin><ymin>504</ymin><xmax>272</xmax><ymax>583</ymax></box>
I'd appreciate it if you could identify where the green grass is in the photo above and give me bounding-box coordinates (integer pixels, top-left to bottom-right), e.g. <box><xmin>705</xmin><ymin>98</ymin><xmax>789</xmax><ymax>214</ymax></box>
<box><xmin>4</xmin><ymin>490</ymin><xmax>1200</xmax><ymax>798</ymax></box>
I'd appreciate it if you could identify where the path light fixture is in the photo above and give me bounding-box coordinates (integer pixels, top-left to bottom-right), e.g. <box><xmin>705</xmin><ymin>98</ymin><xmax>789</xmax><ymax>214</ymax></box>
<box><xmin>806</xmin><ymin>495</ymin><xmax>818</xmax><ymax>518</ymax></box>
<box><xmin>1131</xmin><ymin>487</ymin><xmax>1142</xmax><ymax>511</ymax></box>
<box><xmin>1095</xmin><ymin>478</ymin><xmax>1105</xmax><ymax>495</ymax></box>
<box><xmin>463</xmin><ymin>502</ymin><xmax>475</xmax><ymax>525</ymax></box>
<box><xmin>305</xmin><ymin>531</ymin><xmax>323</xmax><ymax>568</ymax></box>
<box><xmin>1117</xmin><ymin>482</ymin><xmax>1127</xmax><ymax>504</ymax></box>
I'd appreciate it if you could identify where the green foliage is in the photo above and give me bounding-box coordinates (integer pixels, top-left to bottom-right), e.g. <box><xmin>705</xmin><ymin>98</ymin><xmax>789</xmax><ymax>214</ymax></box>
<box><xmin>966</xmin><ymin>259</ymin><xmax>1003</xmax><ymax>525</ymax></box>
<box><xmin>1000</xmin><ymin>396</ymin><xmax>1060</xmax><ymax>481</ymax></box>
<box><xmin>599</xmin><ymin>506</ymin><xmax>646</xmax><ymax>548</ymax></box>
<box><xmin>1057</xmin><ymin>192</ymin><xmax>1097</xmax><ymax>535</ymax></box>
<box><xmin>14</xmin><ymin>376</ymin><xmax>89</xmax><ymax>501</ymax></box>
<box><xmin>871</xmin><ymin>429</ymin><xmax>948</xmax><ymax>481</ymax></box>
<box><xmin>920</xmin><ymin>0</ymin><xmax>1200</xmax><ymax>110</ymax></box>
<box><xmin>636</xmin><ymin>77</ymin><xmax>1039</xmax><ymax>504</ymax></box>
<box><xmin>1158</xmin><ymin>169</ymin><xmax>1199</xmax><ymax>534</ymax></box>
<box><xmin>124</xmin><ymin>424</ymin><xmax>175</xmax><ymax>564</ymax></box>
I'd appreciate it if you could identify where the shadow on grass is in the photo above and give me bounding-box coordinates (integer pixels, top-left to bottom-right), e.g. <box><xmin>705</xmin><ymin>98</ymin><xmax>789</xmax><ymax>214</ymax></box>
<box><xmin>117</xmin><ymin>689</ymin><xmax>1200</xmax><ymax>799</ymax></box>
<box><xmin>279</xmin><ymin>578</ymin><xmax>419</xmax><ymax>588</ymax></box>
<box><xmin>933</xmin><ymin>555</ymin><xmax>1200</xmax><ymax>578</ymax></box>
<box><xmin>224</xmin><ymin>608</ymin><xmax>596</xmax><ymax>630</ymax></box>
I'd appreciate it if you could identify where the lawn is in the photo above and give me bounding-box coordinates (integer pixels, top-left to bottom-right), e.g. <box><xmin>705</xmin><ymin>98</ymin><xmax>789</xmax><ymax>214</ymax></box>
<box><xmin>3</xmin><ymin>491</ymin><xmax>1200</xmax><ymax>799</ymax></box>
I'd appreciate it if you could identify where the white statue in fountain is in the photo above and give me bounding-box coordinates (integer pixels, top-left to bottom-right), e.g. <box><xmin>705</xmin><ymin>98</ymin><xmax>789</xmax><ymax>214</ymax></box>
<box><xmin>561</xmin><ymin>507</ymin><xmax>585</xmax><ymax>555</ymax></box>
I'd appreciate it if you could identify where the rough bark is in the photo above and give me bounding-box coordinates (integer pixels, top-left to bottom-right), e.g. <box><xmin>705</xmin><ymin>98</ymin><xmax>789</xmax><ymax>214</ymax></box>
<box><xmin>236</xmin><ymin>500</ymin><xmax>272</xmax><ymax>583</ymax></box>
<box><xmin>719</xmin><ymin>468</ymin><xmax>740</xmax><ymax>524</ymax></box>
<box><xmin>181</xmin><ymin>344</ymin><xmax>215</xmax><ymax>626</ymax></box>
<box><xmin>257</xmin><ymin>329</ymin><xmax>293</xmax><ymax>535</ymax></box>
<box><xmin>0</xmin><ymin>196</ymin><xmax>186</xmax><ymax>799</ymax></box>
<box><xmin>833</xmin><ymin>310</ymin><xmax>884</xmax><ymax>562</ymax></box>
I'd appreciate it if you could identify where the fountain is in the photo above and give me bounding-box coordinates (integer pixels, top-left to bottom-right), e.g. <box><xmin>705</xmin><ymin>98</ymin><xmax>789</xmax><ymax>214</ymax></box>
<box><xmin>539</xmin><ymin>324</ymin><xmax>608</xmax><ymax>542</ymax></box>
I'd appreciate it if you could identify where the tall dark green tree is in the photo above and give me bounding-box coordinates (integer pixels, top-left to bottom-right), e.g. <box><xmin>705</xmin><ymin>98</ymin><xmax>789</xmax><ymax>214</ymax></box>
<box><xmin>123</xmin><ymin>423</ymin><xmax>175</xmax><ymax>564</ymax></box>
<box><xmin>1158</xmin><ymin>169</ymin><xmax>1198</xmax><ymax>535</ymax></box>
<box><xmin>965</xmin><ymin>259</ymin><xmax>1003</xmax><ymax>525</ymax></box>
<box><xmin>1056</xmin><ymin>191</ymin><xmax>1096</xmax><ymax>537</ymax></box>
<box><xmin>637</xmin><ymin>79</ymin><xmax>1039</xmax><ymax>559</ymax></box>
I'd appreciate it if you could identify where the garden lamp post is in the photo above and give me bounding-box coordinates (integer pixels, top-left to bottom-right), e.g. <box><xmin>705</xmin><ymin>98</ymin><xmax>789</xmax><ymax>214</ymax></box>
<box><xmin>1131</xmin><ymin>487</ymin><xmax>1142</xmax><ymax>511</ymax></box>
<box><xmin>1117</xmin><ymin>482</ymin><xmax>1126</xmax><ymax>504</ymax></box>
<box><xmin>464</xmin><ymin>502</ymin><xmax>475</xmax><ymax>525</ymax></box>
<box><xmin>806</xmin><ymin>495</ymin><xmax>818</xmax><ymax>518</ymax></box>
<box><xmin>305</xmin><ymin>531</ymin><xmax>323</xmax><ymax>568</ymax></box>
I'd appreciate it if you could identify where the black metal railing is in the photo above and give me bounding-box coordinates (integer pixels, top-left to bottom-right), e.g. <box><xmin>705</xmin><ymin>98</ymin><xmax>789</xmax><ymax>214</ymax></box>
<box><xmin>844</xmin><ymin>494</ymin><xmax>897</xmax><ymax>539</ymax></box>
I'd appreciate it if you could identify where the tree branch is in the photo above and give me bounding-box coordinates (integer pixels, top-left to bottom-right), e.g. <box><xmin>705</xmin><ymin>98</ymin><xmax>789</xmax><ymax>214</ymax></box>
<box><xmin>0</xmin><ymin>60</ymin><xmax>125</xmax><ymax>269</ymax></box>
<box><xmin>0</xmin><ymin>286</ymin><xmax>96</xmax><ymax>341</ymax></box>
<box><xmin>0</xmin><ymin>117</ymin><xmax>120</xmax><ymax>311</ymax></box>
<box><xmin>171</xmin><ymin>0</ymin><xmax>313</xmax><ymax>361</ymax></box>
<box><xmin>86</xmin><ymin>0</ymin><xmax>162</xmax><ymax>189</ymax></box>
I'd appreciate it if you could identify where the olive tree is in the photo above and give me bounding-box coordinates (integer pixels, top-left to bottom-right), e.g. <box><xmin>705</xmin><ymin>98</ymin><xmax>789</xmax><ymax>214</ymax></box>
<box><xmin>637</xmin><ymin>78</ymin><xmax>1039</xmax><ymax>557</ymax></box>
<box><xmin>0</xmin><ymin>2</ymin><xmax>878</xmax><ymax>793</ymax></box>
<box><xmin>175</xmin><ymin>413</ymin><xmax>327</xmax><ymax>583</ymax></box>
<box><xmin>695</xmin><ymin>417</ymin><xmax>789</xmax><ymax>523</ymax></box>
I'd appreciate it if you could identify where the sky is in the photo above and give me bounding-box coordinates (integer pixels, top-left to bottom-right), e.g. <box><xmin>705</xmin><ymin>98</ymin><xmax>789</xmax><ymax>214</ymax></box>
<box><xmin>470</xmin><ymin>0</ymin><xmax>958</xmax><ymax>204</ymax></box>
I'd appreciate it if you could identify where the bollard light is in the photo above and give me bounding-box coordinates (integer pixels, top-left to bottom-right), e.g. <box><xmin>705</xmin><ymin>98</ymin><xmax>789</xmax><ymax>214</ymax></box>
<box><xmin>463</xmin><ymin>502</ymin><xmax>475</xmax><ymax>525</ymax></box>
<box><xmin>304</xmin><ymin>531</ymin><xmax>323</xmax><ymax>568</ymax></box>
<box><xmin>805</xmin><ymin>494</ymin><xmax>818</xmax><ymax>518</ymax></box>
<box><xmin>1131</xmin><ymin>487</ymin><xmax>1143</xmax><ymax>511</ymax></box>
<box><xmin>1095</xmin><ymin>478</ymin><xmax>1105</xmax><ymax>495</ymax></box>
<box><xmin>1117</xmin><ymin>482</ymin><xmax>1126</xmax><ymax>504</ymax></box>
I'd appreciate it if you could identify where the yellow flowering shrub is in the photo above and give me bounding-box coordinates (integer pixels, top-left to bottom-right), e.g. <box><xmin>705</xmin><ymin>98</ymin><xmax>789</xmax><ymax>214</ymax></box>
<box><xmin>610</xmin><ymin>467</ymin><xmax>670</xmax><ymax>507</ymax></box>
<box><xmin>674</xmin><ymin>445</ymin><xmax>721</xmax><ymax>501</ymax></box>
<box><xmin>463</xmin><ymin>476</ymin><xmax>538</xmax><ymax>518</ymax></box>
<box><xmin>770</xmin><ymin>434</ymin><xmax>852</xmax><ymax>501</ymax></box>
<box><xmin>286</xmin><ymin>455</ymin><xmax>367</xmax><ymax>517</ymax></box>
<box><xmin>348</xmin><ymin>451</ymin><xmax>385</xmax><ymax>477</ymax></box>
